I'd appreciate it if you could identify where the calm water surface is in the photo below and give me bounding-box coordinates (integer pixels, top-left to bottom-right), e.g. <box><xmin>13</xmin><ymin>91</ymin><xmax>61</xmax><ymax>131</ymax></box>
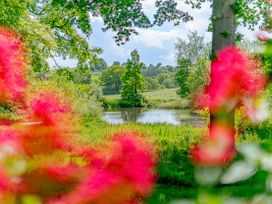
<box><xmin>103</xmin><ymin>108</ymin><xmax>205</xmax><ymax>126</ymax></box>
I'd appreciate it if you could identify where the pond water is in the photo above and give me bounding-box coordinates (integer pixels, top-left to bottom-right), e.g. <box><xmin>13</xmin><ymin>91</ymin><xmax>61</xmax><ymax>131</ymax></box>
<box><xmin>102</xmin><ymin>108</ymin><xmax>205</xmax><ymax>126</ymax></box>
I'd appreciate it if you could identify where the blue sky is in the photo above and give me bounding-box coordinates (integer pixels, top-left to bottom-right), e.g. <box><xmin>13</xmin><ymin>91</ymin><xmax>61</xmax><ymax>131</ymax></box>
<box><xmin>49</xmin><ymin>1</ymin><xmax>257</xmax><ymax>68</ymax></box>
<box><xmin>89</xmin><ymin>1</ymin><xmax>213</xmax><ymax>66</ymax></box>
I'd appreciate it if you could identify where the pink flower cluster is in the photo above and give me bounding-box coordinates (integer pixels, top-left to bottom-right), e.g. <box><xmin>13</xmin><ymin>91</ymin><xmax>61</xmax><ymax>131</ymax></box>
<box><xmin>192</xmin><ymin>47</ymin><xmax>267</xmax><ymax>166</ymax></box>
<box><xmin>0</xmin><ymin>27</ymin><xmax>27</xmax><ymax>104</ymax></box>
<box><xmin>47</xmin><ymin>133</ymin><xmax>156</xmax><ymax>204</ymax></box>
<box><xmin>190</xmin><ymin>124</ymin><xmax>235</xmax><ymax>166</ymax></box>
<box><xmin>197</xmin><ymin>47</ymin><xmax>266</xmax><ymax>113</ymax></box>
<box><xmin>0</xmin><ymin>28</ymin><xmax>156</xmax><ymax>203</ymax></box>
<box><xmin>14</xmin><ymin>132</ymin><xmax>156</xmax><ymax>204</ymax></box>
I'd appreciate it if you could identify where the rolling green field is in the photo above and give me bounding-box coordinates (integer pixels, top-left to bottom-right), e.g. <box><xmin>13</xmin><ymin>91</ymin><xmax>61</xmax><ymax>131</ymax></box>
<box><xmin>103</xmin><ymin>88</ymin><xmax>189</xmax><ymax>109</ymax></box>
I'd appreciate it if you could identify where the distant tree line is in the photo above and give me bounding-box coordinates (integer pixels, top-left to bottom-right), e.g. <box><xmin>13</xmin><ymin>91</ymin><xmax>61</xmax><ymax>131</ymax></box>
<box><xmin>99</xmin><ymin>60</ymin><xmax>178</xmax><ymax>95</ymax></box>
<box><xmin>44</xmin><ymin>31</ymin><xmax>262</xmax><ymax>108</ymax></box>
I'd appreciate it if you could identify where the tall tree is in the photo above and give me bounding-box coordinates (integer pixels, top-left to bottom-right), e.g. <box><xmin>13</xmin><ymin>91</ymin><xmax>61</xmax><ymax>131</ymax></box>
<box><xmin>187</xmin><ymin>0</ymin><xmax>271</xmax><ymax>128</ymax></box>
<box><xmin>101</xmin><ymin>65</ymin><xmax>125</xmax><ymax>94</ymax></box>
<box><xmin>211</xmin><ymin>0</ymin><xmax>235</xmax><ymax>54</ymax></box>
<box><xmin>176</xmin><ymin>59</ymin><xmax>191</xmax><ymax>97</ymax></box>
<box><xmin>210</xmin><ymin>0</ymin><xmax>236</xmax><ymax>127</ymax></box>
<box><xmin>176</xmin><ymin>31</ymin><xmax>208</xmax><ymax>64</ymax></box>
<box><xmin>90</xmin><ymin>58</ymin><xmax>108</xmax><ymax>72</ymax></box>
<box><xmin>175</xmin><ymin>31</ymin><xmax>210</xmax><ymax>97</ymax></box>
<box><xmin>120</xmin><ymin>50</ymin><xmax>145</xmax><ymax>107</ymax></box>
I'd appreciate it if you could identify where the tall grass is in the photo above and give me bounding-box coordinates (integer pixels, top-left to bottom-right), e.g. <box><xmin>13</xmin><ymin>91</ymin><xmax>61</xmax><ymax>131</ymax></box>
<box><xmin>80</xmin><ymin>117</ymin><xmax>202</xmax><ymax>203</ymax></box>
<box><xmin>80</xmin><ymin>116</ymin><xmax>269</xmax><ymax>203</ymax></box>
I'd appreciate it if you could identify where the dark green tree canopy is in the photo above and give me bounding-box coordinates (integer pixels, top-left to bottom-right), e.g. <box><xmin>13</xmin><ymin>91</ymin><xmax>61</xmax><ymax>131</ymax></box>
<box><xmin>90</xmin><ymin>58</ymin><xmax>108</xmax><ymax>72</ymax></box>
<box><xmin>120</xmin><ymin>50</ymin><xmax>145</xmax><ymax>107</ymax></box>
<box><xmin>101</xmin><ymin>65</ymin><xmax>125</xmax><ymax>94</ymax></box>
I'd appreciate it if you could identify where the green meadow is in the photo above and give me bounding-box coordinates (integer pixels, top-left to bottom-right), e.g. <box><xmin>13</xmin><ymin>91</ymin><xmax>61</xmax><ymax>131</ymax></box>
<box><xmin>102</xmin><ymin>88</ymin><xmax>189</xmax><ymax>109</ymax></box>
<box><xmin>80</xmin><ymin>114</ymin><xmax>271</xmax><ymax>203</ymax></box>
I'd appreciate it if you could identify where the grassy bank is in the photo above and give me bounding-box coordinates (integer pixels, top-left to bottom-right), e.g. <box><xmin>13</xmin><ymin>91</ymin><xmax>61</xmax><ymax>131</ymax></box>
<box><xmin>80</xmin><ymin>116</ymin><xmax>269</xmax><ymax>203</ymax></box>
<box><xmin>102</xmin><ymin>88</ymin><xmax>189</xmax><ymax>109</ymax></box>
<box><xmin>81</xmin><ymin>117</ymin><xmax>201</xmax><ymax>203</ymax></box>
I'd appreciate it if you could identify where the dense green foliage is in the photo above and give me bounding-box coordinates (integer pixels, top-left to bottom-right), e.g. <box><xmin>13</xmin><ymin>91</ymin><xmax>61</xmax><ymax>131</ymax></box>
<box><xmin>90</xmin><ymin>58</ymin><xmax>108</xmax><ymax>72</ymax></box>
<box><xmin>51</xmin><ymin>67</ymin><xmax>93</xmax><ymax>84</ymax></box>
<box><xmin>100</xmin><ymin>65</ymin><xmax>125</xmax><ymax>94</ymax></box>
<box><xmin>97</xmin><ymin>61</ymin><xmax>178</xmax><ymax>96</ymax></box>
<box><xmin>120</xmin><ymin>50</ymin><xmax>146</xmax><ymax>107</ymax></box>
<box><xmin>262</xmin><ymin>41</ymin><xmax>272</xmax><ymax>82</ymax></box>
<box><xmin>175</xmin><ymin>32</ymin><xmax>210</xmax><ymax>99</ymax></box>
<box><xmin>176</xmin><ymin>59</ymin><xmax>191</xmax><ymax>97</ymax></box>
<box><xmin>31</xmin><ymin>67</ymin><xmax>103</xmax><ymax>119</ymax></box>
<box><xmin>143</xmin><ymin>64</ymin><xmax>178</xmax><ymax>90</ymax></box>
<box><xmin>0</xmin><ymin>0</ymin><xmax>102</xmax><ymax>72</ymax></box>
<box><xmin>187</xmin><ymin>0</ymin><xmax>272</xmax><ymax>30</ymax></box>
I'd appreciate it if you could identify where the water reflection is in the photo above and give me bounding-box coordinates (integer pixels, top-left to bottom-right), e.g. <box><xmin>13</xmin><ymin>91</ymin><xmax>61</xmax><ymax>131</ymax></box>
<box><xmin>103</xmin><ymin>108</ymin><xmax>205</xmax><ymax>127</ymax></box>
<box><xmin>120</xmin><ymin>108</ymin><xmax>142</xmax><ymax>122</ymax></box>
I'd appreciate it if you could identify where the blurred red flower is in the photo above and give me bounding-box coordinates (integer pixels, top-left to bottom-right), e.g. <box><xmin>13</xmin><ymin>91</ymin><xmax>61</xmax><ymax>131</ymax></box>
<box><xmin>190</xmin><ymin>124</ymin><xmax>236</xmax><ymax>167</ymax></box>
<box><xmin>0</xmin><ymin>27</ymin><xmax>157</xmax><ymax>203</ymax></box>
<box><xmin>27</xmin><ymin>91</ymin><xmax>71</xmax><ymax>126</ymax></box>
<box><xmin>18</xmin><ymin>91</ymin><xmax>75</xmax><ymax>155</ymax></box>
<box><xmin>196</xmin><ymin>47</ymin><xmax>266</xmax><ymax>113</ymax></box>
<box><xmin>0</xmin><ymin>27</ymin><xmax>27</xmax><ymax>103</ymax></box>
<box><xmin>48</xmin><ymin>132</ymin><xmax>157</xmax><ymax>204</ymax></box>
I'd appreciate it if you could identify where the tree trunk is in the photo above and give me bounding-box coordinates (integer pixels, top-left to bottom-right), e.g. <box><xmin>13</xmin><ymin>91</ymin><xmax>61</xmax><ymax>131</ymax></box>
<box><xmin>212</xmin><ymin>0</ymin><xmax>236</xmax><ymax>53</ymax></box>
<box><xmin>211</xmin><ymin>0</ymin><xmax>236</xmax><ymax>128</ymax></box>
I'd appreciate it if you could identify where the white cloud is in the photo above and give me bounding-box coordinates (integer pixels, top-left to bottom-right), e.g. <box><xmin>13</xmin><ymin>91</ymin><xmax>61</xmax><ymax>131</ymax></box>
<box><xmin>184</xmin><ymin>18</ymin><xmax>209</xmax><ymax>32</ymax></box>
<box><xmin>142</xmin><ymin>0</ymin><xmax>156</xmax><ymax>14</ymax></box>
<box><xmin>139</xmin><ymin>0</ymin><xmax>213</xmax><ymax>48</ymax></box>
<box><xmin>132</xmin><ymin>29</ymin><xmax>180</xmax><ymax>49</ymax></box>
<box><xmin>90</xmin><ymin>0</ymin><xmax>261</xmax><ymax>66</ymax></box>
<box><xmin>165</xmin><ymin>52</ymin><xmax>176</xmax><ymax>65</ymax></box>
<box><xmin>47</xmin><ymin>57</ymin><xmax>77</xmax><ymax>69</ymax></box>
<box><xmin>112</xmin><ymin>43</ymin><xmax>128</xmax><ymax>58</ymax></box>
<box><xmin>90</xmin><ymin>15</ymin><xmax>103</xmax><ymax>23</ymax></box>
<box><xmin>238</xmin><ymin>26</ymin><xmax>256</xmax><ymax>41</ymax></box>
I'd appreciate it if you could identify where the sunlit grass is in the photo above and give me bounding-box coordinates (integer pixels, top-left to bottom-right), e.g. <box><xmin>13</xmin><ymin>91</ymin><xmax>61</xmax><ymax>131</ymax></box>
<box><xmin>80</xmin><ymin>116</ymin><xmax>270</xmax><ymax>203</ymax></box>
<box><xmin>103</xmin><ymin>88</ymin><xmax>189</xmax><ymax>109</ymax></box>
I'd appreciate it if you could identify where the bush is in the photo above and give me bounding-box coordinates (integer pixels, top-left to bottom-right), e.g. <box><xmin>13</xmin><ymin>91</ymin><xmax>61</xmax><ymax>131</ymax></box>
<box><xmin>101</xmin><ymin>97</ymin><xmax>120</xmax><ymax>109</ymax></box>
<box><xmin>30</xmin><ymin>74</ymin><xmax>103</xmax><ymax>119</ymax></box>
